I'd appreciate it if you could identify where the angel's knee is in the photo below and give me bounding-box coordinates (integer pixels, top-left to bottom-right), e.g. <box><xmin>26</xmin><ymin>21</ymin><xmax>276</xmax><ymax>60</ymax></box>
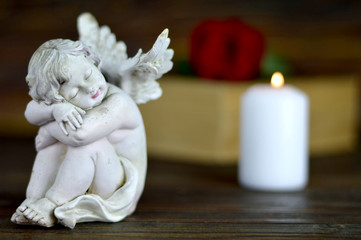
<box><xmin>45</xmin><ymin>147</ymin><xmax>95</xmax><ymax>205</ymax></box>
<box><xmin>90</xmin><ymin>156</ymin><xmax>124</xmax><ymax>199</ymax></box>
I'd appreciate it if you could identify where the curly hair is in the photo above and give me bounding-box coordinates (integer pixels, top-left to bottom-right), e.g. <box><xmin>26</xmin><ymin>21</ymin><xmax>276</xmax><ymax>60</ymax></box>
<box><xmin>26</xmin><ymin>39</ymin><xmax>101</xmax><ymax>104</ymax></box>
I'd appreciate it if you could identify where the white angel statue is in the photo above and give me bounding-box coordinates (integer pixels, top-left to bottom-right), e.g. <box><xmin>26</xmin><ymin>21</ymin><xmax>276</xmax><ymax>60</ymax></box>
<box><xmin>11</xmin><ymin>13</ymin><xmax>173</xmax><ymax>228</ymax></box>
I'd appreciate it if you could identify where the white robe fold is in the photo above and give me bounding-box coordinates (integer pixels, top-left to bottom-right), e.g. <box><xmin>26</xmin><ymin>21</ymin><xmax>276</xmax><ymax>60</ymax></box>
<box><xmin>54</xmin><ymin>157</ymin><xmax>139</xmax><ymax>229</ymax></box>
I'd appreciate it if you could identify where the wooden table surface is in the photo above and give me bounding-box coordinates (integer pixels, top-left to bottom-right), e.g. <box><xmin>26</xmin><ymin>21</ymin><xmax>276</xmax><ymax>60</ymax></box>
<box><xmin>0</xmin><ymin>138</ymin><xmax>360</xmax><ymax>239</ymax></box>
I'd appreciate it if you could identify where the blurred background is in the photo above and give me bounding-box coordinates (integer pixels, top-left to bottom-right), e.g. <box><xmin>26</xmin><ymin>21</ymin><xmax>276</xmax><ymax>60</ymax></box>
<box><xmin>0</xmin><ymin>0</ymin><xmax>360</xmax><ymax>164</ymax></box>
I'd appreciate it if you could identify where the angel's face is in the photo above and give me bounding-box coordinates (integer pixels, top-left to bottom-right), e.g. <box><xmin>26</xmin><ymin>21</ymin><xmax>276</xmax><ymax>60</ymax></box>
<box><xmin>59</xmin><ymin>55</ymin><xmax>107</xmax><ymax>110</ymax></box>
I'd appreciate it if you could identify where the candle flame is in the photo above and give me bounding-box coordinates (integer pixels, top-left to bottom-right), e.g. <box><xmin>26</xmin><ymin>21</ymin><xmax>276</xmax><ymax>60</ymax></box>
<box><xmin>271</xmin><ymin>72</ymin><xmax>284</xmax><ymax>88</ymax></box>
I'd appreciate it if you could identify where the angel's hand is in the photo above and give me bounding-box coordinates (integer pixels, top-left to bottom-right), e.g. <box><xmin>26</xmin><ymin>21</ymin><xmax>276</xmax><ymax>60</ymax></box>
<box><xmin>52</xmin><ymin>102</ymin><xmax>86</xmax><ymax>135</ymax></box>
<box><xmin>35</xmin><ymin>126</ymin><xmax>57</xmax><ymax>152</ymax></box>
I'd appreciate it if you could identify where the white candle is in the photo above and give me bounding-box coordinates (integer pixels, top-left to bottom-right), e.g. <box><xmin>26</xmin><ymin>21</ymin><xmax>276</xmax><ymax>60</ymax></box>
<box><xmin>239</xmin><ymin>72</ymin><xmax>309</xmax><ymax>191</ymax></box>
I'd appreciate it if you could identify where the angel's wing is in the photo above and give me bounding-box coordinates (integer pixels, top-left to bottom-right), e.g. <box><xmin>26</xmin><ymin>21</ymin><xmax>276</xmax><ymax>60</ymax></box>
<box><xmin>77</xmin><ymin>13</ymin><xmax>174</xmax><ymax>104</ymax></box>
<box><xmin>77</xmin><ymin>13</ymin><xmax>128</xmax><ymax>85</ymax></box>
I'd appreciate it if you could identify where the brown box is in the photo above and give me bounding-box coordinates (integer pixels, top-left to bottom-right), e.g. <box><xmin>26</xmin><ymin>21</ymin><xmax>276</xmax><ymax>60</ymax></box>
<box><xmin>140</xmin><ymin>75</ymin><xmax>359</xmax><ymax>164</ymax></box>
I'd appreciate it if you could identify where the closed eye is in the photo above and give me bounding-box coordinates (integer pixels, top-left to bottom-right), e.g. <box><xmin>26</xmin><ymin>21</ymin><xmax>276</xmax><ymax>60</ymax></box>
<box><xmin>85</xmin><ymin>69</ymin><xmax>92</xmax><ymax>80</ymax></box>
<box><xmin>68</xmin><ymin>88</ymin><xmax>80</xmax><ymax>100</ymax></box>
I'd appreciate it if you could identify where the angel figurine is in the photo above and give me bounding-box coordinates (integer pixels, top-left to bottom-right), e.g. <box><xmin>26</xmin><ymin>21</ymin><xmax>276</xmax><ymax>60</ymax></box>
<box><xmin>11</xmin><ymin>13</ymin><xmax>173</xmax><ymax>228</ymax></box>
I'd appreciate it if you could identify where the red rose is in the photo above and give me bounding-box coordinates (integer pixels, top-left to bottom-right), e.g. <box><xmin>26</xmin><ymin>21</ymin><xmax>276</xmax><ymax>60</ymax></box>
<box><xmin>189</xmin><ymin>19</ymin><xmax>265</xmax><ymax>81</ymax></box>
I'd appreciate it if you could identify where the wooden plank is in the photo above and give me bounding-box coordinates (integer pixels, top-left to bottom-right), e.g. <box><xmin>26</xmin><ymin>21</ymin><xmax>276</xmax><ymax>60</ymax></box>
<box><xmin>0</xmin><ymin>138</ymin><xmax>360</xmax><ymax>239</ymax></box>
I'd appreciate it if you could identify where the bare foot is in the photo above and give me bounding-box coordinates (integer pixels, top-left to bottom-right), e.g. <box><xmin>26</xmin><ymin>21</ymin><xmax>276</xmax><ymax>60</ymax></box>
<box><xmin>22</xmin><ymin>198</ymin><xmax>57</xmax><ymax>227</ymax></box>
<box><xmin>11</xmin><ymin>198</ymin><xmax>37</xmax><ymax>225</ymax></box>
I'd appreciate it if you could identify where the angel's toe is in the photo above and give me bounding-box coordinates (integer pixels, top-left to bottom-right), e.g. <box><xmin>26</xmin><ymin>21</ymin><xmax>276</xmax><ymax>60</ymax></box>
<box><xmin>10</xmin><ymin>212</ymin><xmax>17</xmax><ymax>222</ymax></box>
<box><xmin>32</xmin><ymin>214</ymin><xmax>43</xmax><ymax>223</ymax></box>
<box><xmin>18</xmin><ymin>205</ymin><xmax>27</xmax><ymax>213</ymax></box>
<box><xmin>26</xmin><ymin>210</ymin><xmax>37</xmax><ymax>220</ymax></box>
<box><xmin>11</xmin><ymin>212</ymin><xmax>29</xmax><ymax>224</ymax></box>
<box><xmin>16</xmin><ymin>215</ymin><xmax>28</xmax><ymax>224</ymax></box>
<box><xmin>23</xmin><ymin>208</ymin><xmax>32</xmax><ymax>216</ymax></box>
<box><xmin>38</xmin><ymin>218</ymin><xmax>53</xmax><ymax>228</ymax></box>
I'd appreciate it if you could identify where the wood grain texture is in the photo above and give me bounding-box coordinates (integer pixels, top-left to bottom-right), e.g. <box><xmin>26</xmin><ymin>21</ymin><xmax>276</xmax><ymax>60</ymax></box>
<box><xmin>0</xmin><ymin>138</ymin><xmax>360</xmax><ymax>239</ymax></box>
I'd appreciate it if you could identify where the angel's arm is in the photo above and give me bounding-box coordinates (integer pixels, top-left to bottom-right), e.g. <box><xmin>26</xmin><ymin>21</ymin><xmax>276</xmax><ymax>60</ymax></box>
<box><xmin>42</xmin><ymin>84</ymin><xmax>141</xmax><ymax>147</ymax></box>
<box><xmin>25</xmin><ymin>100</ymin><xmax>86</xmax><ymax>135</ymax></box>
<box><xmin>25</xmin><ymin>100</ymin><xmax>55</xmax><ymax>126</ymax></box>
<box><xmin>35</xmin><ymin>126</ymin><xmax>58</xmax><ymax>151</ymax></box>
